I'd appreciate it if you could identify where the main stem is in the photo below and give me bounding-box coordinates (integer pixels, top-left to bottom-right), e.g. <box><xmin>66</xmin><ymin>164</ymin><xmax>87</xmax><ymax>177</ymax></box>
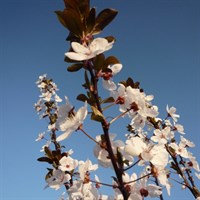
<box><xmin>88</xmin><ymin>65</ymin><xmax>129</xmax><ymax>199</ymax></box>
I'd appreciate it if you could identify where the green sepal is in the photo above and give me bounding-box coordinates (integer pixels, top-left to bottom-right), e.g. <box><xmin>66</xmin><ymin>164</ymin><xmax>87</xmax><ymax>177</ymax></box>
<box><xmin>91</xmin><ymin>106</ymin><xmax>105</xmax><ymax>122</ymax></box>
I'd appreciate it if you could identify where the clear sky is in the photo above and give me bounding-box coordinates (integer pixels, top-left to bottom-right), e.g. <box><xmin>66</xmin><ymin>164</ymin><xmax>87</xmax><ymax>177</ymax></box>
<box><xmin>0</xmin><ymin>0</ymin><xmax>200</xmax><ymax>200</ymax></box>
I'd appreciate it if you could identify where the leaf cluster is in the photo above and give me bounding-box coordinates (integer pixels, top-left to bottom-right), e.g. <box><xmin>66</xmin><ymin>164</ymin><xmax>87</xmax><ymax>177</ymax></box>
<box><xmin>37</xmin><ymin>146</ymin><xmax>62</xmax><ymax>168</ymax></box>
<box><xmin>55</xmin><ymin>0</ymin><xmax>118</xmax><ymax>42</ymax></box>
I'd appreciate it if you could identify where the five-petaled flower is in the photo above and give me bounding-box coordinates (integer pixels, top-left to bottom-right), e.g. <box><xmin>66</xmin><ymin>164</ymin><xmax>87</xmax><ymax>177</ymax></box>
<box><xmin>101</xmin><ymin>63</ymin><xmax>123</xmax><ymax>91</ymax></box>
<box><xmin>56</xmin><ymin>97</ymin><xmax>88</xmax><ymax>141</ymax></box>
<box><xmin>65</xmin><ymin>38</ymin><xmax>114</xmax><ymax>61</ymax></box>
<box><xmin>59</xmin><ymin>156</ymin><xmax>78</xmax><ymax>172</ymax></box>
<box><xmin>166</xmin><ymin>105</ymin><xmax>180</xmax><ymax>122</ymax></box>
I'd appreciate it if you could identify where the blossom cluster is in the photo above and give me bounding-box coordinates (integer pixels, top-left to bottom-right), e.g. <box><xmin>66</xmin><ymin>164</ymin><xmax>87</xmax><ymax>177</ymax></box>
<box><xmin>35</xmin><ymin>37</ymin><xmax>200</xmax><ymax>199</ymax></box>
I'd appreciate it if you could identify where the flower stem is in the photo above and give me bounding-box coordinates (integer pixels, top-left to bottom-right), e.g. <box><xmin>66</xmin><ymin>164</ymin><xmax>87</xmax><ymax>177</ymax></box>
<box><xmin>109</xmin><ymin>109</ymin><xmax>130</xmax><ymax>125</ymax></box>
<box><xmin>125</xmin><ymin>172</ymin><xmax>152</xmax><ymax>185</ymax></box>
<box><xmin>79</xmin><ymin>127</ymin><xmax>99</xmax><ymax>145</ymax></box>
<box><xmin>123</xmin><ymin>158</ymin><xmax>141</xmax><ymax>172</ymax></box>
<box><xmin>90</xmin><ymin>179</ymin><xmax>116</xmax><ymax>188</ymax></box>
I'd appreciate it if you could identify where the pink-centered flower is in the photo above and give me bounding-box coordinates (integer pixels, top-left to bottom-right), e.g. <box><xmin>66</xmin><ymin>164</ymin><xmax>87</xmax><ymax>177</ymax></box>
<box><xmin>169</xmin><ymin>142</ymin><xmax>189</xmax><ymax>158</ymax></box>
<box><xmin>45</xmin><ymin>169</ymin><xmax>71</xmax><ymax>190</ymax></box>
<box><xmin>128</xmin><ymin>173</ymin><xmax>162</xmax><ymax>200</ymax></box>
<box><xmin>111</xmin><ymin>84</ymin><xmax>158</xmax><ymax>129</ymax></box>
<box><xmin>59</xmin><ymin>156</ymin><xmax>78</xmax><ymax>172</ymax></box>
<box><xmin>67</xmin><ymin>180</ymin><xmax>98</xmax><ymax>199</ymax></box>
<box><xmin>110</xmin><ymin>83</ymin><xmax>127</xmax><ymax>112</ymax></box>
<box><xmin>102</xmin><ymin>63</ymin><xmax>123</xmax><ymax>91</ymax></box>
<box><xmin>65</xmin><ymin>38</ymin><xmax>114</xmax><ymax>61</ymax></box>
<box><xmin>151</xmin><ymin>127</ymin><xmax>174</xmax><ymax>144</ymax></box>
<box><xmin>78</xmin><ymin>159</ymin><xmax>98</xmax><ymax>181</ymax></box>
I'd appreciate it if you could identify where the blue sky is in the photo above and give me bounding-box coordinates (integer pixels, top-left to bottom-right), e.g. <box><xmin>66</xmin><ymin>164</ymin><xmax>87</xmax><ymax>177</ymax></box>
<box><xmin>0</xmin><ymin>0</ymin><xmax>200</xmax><ymax>200</ymax></box>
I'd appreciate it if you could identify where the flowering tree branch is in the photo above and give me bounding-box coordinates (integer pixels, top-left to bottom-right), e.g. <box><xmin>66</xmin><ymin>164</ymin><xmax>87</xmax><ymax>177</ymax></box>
<box><xmin>34</xmin><ymin>0</ymin><xmax>200</xmax><ymax>200</ymax></box>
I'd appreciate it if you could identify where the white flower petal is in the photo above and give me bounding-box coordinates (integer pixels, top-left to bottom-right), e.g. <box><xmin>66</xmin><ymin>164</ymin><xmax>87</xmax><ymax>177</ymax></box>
<box><xmin>76</xmin><ymin>102</ymin><xmax>88</xmax><ymax>121</ymax></box>
<box><xmin>57</xmin><ymin>131</ymin><xmax>72</xmax><ymax>142</ymax></box>
<box><xmin>109</xmin><ymin>63</ymin><xmax>122</xmax><ymax>75</ymax></box>
<box><xmin>65</xmin><ymin>38</ymin><xmax>114</xmax><ymax>61</ymax></box>
<box><xmin>90</xmin><ymin>38</ymin><xmax>113</xmax><ymax>54</ymax></box>
<box><xmin>103</xmin><ymin>80</ymin><xmax>117</xmax><ymax>91</ymax></box>
<box><xmin>65</xmin><ymin>52</ymin><xmax>88</xmax><ymax>61</ymax></box>
<box><xmin>71</xmin><ymin>42</ymin><xmax>90</xmax><ymax>54</ymax></box>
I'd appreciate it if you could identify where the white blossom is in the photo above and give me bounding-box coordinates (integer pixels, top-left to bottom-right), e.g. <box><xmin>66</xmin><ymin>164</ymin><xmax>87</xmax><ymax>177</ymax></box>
<box><xmin>59</xmin><ymin>156</ymin><xmax>78</xmax><ymax>172</ymax></box>
<box><xmin>141</xmin><ymin>144</ymin><xmax>169</xmax><ymax>168</ymax></box>
<box><xmin>125</xmin><ymin>136</ymin><xmax>147</xmax><ymax>158</ymax></box>
<box><xmin>65</xmin><ymin>38</ymin><xmax>114</xmax><ymax>61</ymax></box>
<box><xmin>128</xmin><ymin>173</ymin><xmax>162</xmax><ymax>200</ymax></box>
<box><xmin>188</xmin><ymin>153</ymin><xmax>200</xmax><ymax>172</ymax></box>
<box><xmin>180</xmin><ymin>135</ymin><xmax>195</xmax><ymax>148</ymax></box>
<box><xmin>78</xmin><ymin>159</ymin><xmax>98</xmax><ymax>181</ymax></box>
<box><xmin>166</xmin><ymin>105</ymin><xmax>180</xmax><ymax>122</ymax></box>
<box><xmin>152</xmin><ymin>166</ymin><xmax>171</xmax><ymax>195</ymax></box>
<box><xmin>67</xmin><ymin>181</ymin><xmax>98</xmax><ymax>200</ymax></box>
<box><xmin>151</xmin><ymin>127</ymin><xmax>174</xmax><ymax>144</ymax></box>
<box><xmin>102</xmin><ymin>63</ymin><xmax>122</xmax><ymax>91</ymax></box>
<box><xmin>173</xmin><ymin>123</ymin><xmax>185</xmax><ymax>134</ymax></box>
<box><xmin>94</xmin><ymin>134</ymin><xmax>127</xmax><ymax>168</ymax></box>
<box><xmin>56</xmin><ymin>97</ymin><xmax>88</xmax><ymax>141</ymax></box>
<box><xmin>169</xmin><ymin>142</ymin><xmax>189</xmax><ymax>158</ymax></box>
<box><xmin>45</xmin><ymin>169</ymin><xmax>71</xmax><ymax>190</ymax></box>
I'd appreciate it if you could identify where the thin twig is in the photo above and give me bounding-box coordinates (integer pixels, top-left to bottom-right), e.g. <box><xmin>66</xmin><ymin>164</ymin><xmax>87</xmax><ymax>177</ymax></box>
<box><xmin>79</xmin><ymin>127</ymin><xmax>99</xmax><ymax>145</ymax></box>
<box><xmin>102</xmin><ymin>102</ymin><xmax>115</xmax><ymax>111</ymax></box>
<box><xmin>109</xmin><ymin>109</ymin><xmax>130</xmax><ymax>125</ymax></box>
<box><xmin>123</xmin><ymin>158</ymin><xmax>141</xmax><ymax>172</ymax></box>
<box><xmin>90</xmin><ymin>179</ymin><xmax>116</xmax><ymax>188</ymax></box>
<box><xmin>124</xmin><ymin>172</ymin><xmax>152</xmax><ymax>185</ymax></box>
